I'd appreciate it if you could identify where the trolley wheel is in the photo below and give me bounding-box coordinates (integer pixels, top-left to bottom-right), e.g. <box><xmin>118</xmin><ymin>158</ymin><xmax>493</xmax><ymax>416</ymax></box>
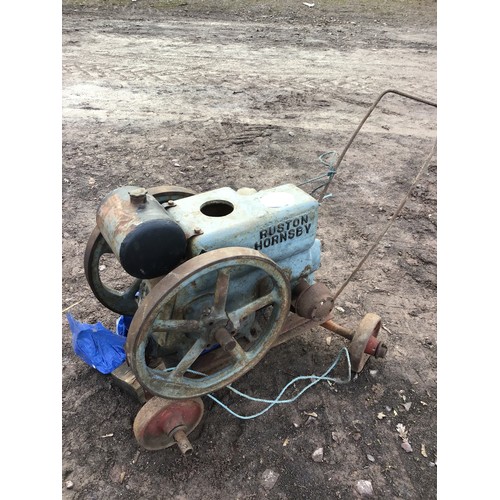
<box><xmin>348</xmin><ymin>313</ymin><xmax>382</xmax><ymax>373</ymax></box>
<box><xmin>133</xmin><ymin>396</ymin><xmax>204</xmax><ymax>453</ymax></box>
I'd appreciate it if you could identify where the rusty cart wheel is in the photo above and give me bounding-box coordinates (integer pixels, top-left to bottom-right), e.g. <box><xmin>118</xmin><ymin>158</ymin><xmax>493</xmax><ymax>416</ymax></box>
<box><xmin>348</xmin><ymin>313</ymin><xmax>382</xmax><ymax>373</ymax></box>
<box><xmin>83</xmin><ymin>185</ymin><xmax>196</xmax><ymax>315</ymax></box>
<box><xmin>133</xmin><ymin>396</ymin><xmax>204</xmax><ymax>453</ymax></box>
<box><xmin>126</xmin><ymin>247</ymin><xmax>291</xmax><ymax>400</ymax></box>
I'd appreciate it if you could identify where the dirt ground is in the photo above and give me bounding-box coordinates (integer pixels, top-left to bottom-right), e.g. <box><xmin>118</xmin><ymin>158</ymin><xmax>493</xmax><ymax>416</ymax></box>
<box><xmin>62</xmin><ymin>1</ymin><xmax>437</xmax><ymax>498</ymax></box>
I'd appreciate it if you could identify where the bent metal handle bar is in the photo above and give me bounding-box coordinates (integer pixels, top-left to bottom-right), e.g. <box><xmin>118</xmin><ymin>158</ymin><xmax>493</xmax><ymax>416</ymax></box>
<box><xmin>317</xmin><ymin>88</ymin><xmax>437</xmax><ymax>302</ymax></box>
<box><xmin>317</xmin><ymin>88</ymin><xmax>437</xmax><ymax>203</ymax></box>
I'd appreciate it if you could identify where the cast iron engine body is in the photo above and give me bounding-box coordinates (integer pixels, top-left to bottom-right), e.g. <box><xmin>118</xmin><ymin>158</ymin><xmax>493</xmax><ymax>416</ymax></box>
<box><xmin>96</xmin><ymin>183</ymin><xmax>322</xmax><ymax>288</ymax></box>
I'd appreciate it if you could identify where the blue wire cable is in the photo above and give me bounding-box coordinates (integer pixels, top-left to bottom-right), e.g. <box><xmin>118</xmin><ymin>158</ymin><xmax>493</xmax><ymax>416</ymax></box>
<box><xmin>168</xmin><ymin>347</ymin><xmax>351</xmax><ymax>420</ymax></box>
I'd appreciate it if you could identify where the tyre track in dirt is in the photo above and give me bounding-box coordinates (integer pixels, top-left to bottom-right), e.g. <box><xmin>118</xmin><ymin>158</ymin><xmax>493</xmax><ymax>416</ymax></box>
<box><xmin>63</xmin><ymin>18</ymin><xmax>436</xmax><ymax>137</ymax></box>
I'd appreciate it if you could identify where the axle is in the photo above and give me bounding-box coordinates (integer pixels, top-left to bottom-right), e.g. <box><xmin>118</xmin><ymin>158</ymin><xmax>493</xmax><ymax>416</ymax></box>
<box><xmin>321</xmin><ymin>319</ymin><xmax>387</xmax><ymax>358</ymax></box>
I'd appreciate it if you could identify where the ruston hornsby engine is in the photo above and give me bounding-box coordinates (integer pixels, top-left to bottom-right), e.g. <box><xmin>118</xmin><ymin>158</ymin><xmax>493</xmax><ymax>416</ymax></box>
<box><xmin>84</xmin><ymin>183</ymin><xmax>387</xmax><ymax>454</ymax></box>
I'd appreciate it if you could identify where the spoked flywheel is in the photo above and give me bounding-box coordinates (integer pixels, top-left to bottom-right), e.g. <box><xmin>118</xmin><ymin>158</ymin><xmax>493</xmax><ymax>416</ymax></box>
<box><xmin>83</xmin><ymin>185</ymin><xmax>195</xmax><ymax>316</ymax></box>
<box><xmin>126</xmin><ymin>247</ymin><xmax>291</xmax><ymax>399</ymax></box>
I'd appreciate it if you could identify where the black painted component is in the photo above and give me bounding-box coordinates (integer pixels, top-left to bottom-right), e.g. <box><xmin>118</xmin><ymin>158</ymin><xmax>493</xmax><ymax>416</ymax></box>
<box><xmin>119</xmin><ymin>219</ymin><xmax>187</xmax><ymax>279</ymax></box>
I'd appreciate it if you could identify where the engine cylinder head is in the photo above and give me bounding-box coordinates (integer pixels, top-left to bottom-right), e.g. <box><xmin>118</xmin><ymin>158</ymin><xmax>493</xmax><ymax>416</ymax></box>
<box><xmin>96</xmin><ymin>186</ymin><xmax>187</xmax><ymax>279</ymax></box>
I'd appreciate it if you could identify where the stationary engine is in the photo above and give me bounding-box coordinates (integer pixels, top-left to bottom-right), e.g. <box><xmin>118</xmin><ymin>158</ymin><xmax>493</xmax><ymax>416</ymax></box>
<box><xmin>84</xmin><ymin>183</ymin><xmax>386</xmax><ymax>453</ymax></box>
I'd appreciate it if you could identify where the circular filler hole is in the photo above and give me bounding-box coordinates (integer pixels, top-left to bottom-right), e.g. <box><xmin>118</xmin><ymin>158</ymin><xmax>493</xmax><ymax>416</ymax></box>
<box><xmin>200</xmin><ymin>200</ymin><xmax>234</xmax><ymax>217</ymax></box>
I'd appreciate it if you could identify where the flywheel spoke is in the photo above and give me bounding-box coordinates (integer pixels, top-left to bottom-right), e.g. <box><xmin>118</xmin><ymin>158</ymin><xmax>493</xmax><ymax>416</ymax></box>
<box><xmin>227</xmin><ymin>341</ymin><xmax>249</xmax><ymax>363</ymax></box>
<box><xmin>168</xmin><ymin>337</ymin><xmax>206</xmax><ymax>379</ymax></box>
<box><xmin>213</xmin><ymin>268</ymin><xmax>231</xmax><ymax>315</ymax></box>
<box><xmin>227</xmin><ymin>291</ymin><xmax>277</xmax><ymax>325</ymax></box>
<box><xmin>153</xmin><ymin>319</ymin><xmax>201</xmax><ymax>333</ymax></box>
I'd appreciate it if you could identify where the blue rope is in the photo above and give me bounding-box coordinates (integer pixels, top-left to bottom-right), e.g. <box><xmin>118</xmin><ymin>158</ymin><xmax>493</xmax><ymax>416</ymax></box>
<box><xmin>167</xmin><ymin>346</ymin><xmax>351</xmax><ymax>420</ymax></box>
<box><xmin>297</xmin><ymin>150</ymin><xmax>338</xmax><ymax>200</ymax></box>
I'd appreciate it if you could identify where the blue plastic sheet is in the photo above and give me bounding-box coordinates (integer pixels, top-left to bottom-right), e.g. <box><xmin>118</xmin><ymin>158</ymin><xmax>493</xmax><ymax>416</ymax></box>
<box><xmin>67</xmin><ymin>313</ymin><xmax>127</xmax><ymax>374</ymax></box>
<box><xmin>115</xmin><ymin>315</ymin><xmax>133</xmax><ymax>337</ymax></box>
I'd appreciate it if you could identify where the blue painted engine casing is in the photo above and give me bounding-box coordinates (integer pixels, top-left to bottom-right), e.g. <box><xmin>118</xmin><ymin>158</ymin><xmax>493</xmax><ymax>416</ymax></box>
<box><xmin>167</xmin><ymin>184</ymin><xmax>321</xmax><ymax>286</ymax></box>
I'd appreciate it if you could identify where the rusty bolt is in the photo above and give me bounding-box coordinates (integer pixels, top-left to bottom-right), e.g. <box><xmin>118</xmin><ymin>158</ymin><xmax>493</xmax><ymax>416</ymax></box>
<box><xmin>129</xmin><ymin>188</ymin><xmax>148</xmax><ymax>204</ymax></box>
<box><xmin>194</xmin><ymin>227</ymin><xmax>203</xmax><ymax>235</ymax></box>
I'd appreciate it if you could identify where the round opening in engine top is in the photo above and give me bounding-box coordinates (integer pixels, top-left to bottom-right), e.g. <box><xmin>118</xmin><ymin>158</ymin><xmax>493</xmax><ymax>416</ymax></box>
<box><xmin>200</xmin><ymin>200</ymin><xmax>234</xmax><ymax>217</ymax></box>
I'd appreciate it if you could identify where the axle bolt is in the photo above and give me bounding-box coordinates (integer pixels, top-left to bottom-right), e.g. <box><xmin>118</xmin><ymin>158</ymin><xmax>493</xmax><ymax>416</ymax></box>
<box><xmin>374</xmin><ymin>342</ymin><xmax>388</xmax><ymax>359</ymax></box>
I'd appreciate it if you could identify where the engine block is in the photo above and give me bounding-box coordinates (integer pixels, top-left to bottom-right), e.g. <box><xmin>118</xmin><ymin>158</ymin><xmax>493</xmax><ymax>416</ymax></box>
<box><xmin>96</xmin><ymin>183</ymin><xmax>321</xmax><ymax>287</ymax></box>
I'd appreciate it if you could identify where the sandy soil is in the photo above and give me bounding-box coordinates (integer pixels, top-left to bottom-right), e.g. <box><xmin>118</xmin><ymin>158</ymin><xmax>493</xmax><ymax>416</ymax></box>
<box><xmin>62</xmin><ymin>1</ymin><xmax>437</xmax><ymax>498</ymax></box>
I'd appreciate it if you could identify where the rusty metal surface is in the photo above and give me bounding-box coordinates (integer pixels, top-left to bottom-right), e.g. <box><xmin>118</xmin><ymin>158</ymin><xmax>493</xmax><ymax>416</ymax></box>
<box><xmin>321</xmin><ymin>319</ymin><xmax>354</xmax><ymax>340</ymax></box>
<box><xmin>84</xmin><ymin>186</ymin><xmax>196</xmax><ymax>314</ymax></box>
<box><xmin>270</xmin><ymin>314</ymin><xmax>315</xmax><ymax>348</ymax></box>
<box><xmin>84</xmin><ymin>225</ymin><xmax>141</xmax><ymax>316</ymax></box>
<box><xmin>96</xmin><ymin>185</ymin><xmax>157</xmax><ymax>254</ymax></box>
<box><xmin>126</xmin><ymin>247</ymin><xmax>291</xmax><ymax>400</ymax></box>
<box><xmin>189</xmin><ymin>313</ymin><xmax>312</xmax><ymax>375</ymax></box>
<box><xmin>96</xmin><ymin>186</ymin><xmax>188</xmax><ymax>279</ymax></box>
<box><xmin>97</xmin><ymin>185</ymin><xmax>193</xmax><ymax>253</ymax></box>
<box><xmin>172</xmin><ymin>429</ymin><xmax>193</xmax><ymax>455</ymax></box>
<box><xmin>114</xmin><ymin>310</ymin><xmax>387</xmax><ymax>403</ymax></box>
<box><xmin>115</xmin><ymin>309</ymin><xmax>389</xmax><ymax>403</ymax></box>
<box><xmin>294</xmin><ymin>281</ymin><xmax>334</xmax><ymax>323</ymax></box>
<box><xmin>111</xmin><ymin>362</ymin><xmax>147</xmax><ymax>404</ymax></box>
<box><xmin>133</xmin><ymin>396</ymin><xmax>204</xmax><ymax>451</ymax></box>
<box><xmin>348</xmin><ymin>313</ymin><xmax>383</xmax><ymax>372</ymax></box>
<box><xmin>111</xmin><ymin>359</ymin><xmax>169</xmax><ymax>403</ymax></box>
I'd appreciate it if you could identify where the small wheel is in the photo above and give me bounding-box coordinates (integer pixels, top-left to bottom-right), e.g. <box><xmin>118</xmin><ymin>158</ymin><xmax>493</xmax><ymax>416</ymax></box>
<box><xmin>133</xmin><ymin>396</ymin><xmax>204</xmax><ymax>451</ymax></box>
<box><xmin>83</xmin><ymin>185</ymin><xmax>196</xmax><ymax>315</ymax></box>
<box><xmin>126</xmin><ymin>247</ymin><xmax>291</xmax><ymax>399</ymax></box>
<box><xmin>348</xmin><ymin>313</ymin><xmax>382</xmax><ymax>373</ymax></box>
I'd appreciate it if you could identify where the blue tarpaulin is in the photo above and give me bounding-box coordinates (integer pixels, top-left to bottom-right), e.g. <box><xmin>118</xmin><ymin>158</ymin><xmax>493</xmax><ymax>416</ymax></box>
<box><xmin>115</xmin><ymin>314</ymin><xmax>133</xmax><ymax>337</ymax></box>
<box><xmin>67</xmin><ymin>313</ymin><xmax>128</xmax><ymax>374</ymax></box>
